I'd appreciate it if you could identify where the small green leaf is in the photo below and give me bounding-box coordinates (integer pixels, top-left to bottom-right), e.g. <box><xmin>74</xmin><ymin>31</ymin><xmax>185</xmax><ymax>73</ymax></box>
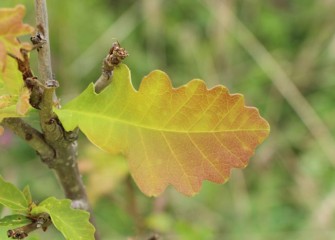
<box><xmin>0</xmin><ymin>214</ymin><xmax>30</xmax><ymax>226</ymax></box>
<box><xmin>31</xmin><ymin>197</ymin><xmax>95</xmax><ymax>240</ymax></box>
<box><xmin>0</xmin><ymin>176</ymin><xmax>28</xmax><ymax>212</ymax></box>
<box><xmin>22</xmin><ymin>185</ymin><xmax>32</xmax><ymax>205</ymax></box>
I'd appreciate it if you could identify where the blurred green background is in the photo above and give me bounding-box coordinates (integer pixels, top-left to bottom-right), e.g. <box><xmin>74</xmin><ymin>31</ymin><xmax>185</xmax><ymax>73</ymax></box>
<box><xmin>1</xmin><ymin>0</ymin><xmax>335</xmax><ymax>239</ymax></box>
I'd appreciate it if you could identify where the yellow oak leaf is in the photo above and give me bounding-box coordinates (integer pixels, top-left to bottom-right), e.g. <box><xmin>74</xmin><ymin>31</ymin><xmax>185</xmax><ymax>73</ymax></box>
<box><xmin>0</xmin><ymin>94</ymin><xmax>14</xmax><ymax>109</ymax></box>
<box><xmin>0</xmin><ymin>55</ymin><xmax>22</xmax><ymax>94</ymax></box>
<box><xmin>55</xmin><ymin>64</ymin><xmax>270</xmax><ymax>196</ymax></box>
<box><xmin>0</xmin><ymin>5</ymin><xmax>34</xmax><ymax>70</ymax></box>
<box><xmin>0</xmin><ymin>55</ymin><xmax>31</xmax><ymax>121</ymax></box>
<box><xmin>16</xmin><ymin>87</ymin><xmax>30</xmax><ymax>116</ymax></box>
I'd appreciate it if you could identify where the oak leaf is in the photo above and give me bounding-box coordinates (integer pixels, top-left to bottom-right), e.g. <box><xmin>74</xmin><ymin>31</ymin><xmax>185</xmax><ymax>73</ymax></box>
<box><xmin>0</xmin><ymin>176</ymin><xmax>29</xmax><ymax>213</ymax></box>
<box><xmin>55</xmin><ymin>64</ymin><xmax>270</xmax><ymax>196</ymax></box>
<box><xmin>31</xmin><ymin>197</ymin><xmax>95</xmax><ymax>240</ymax></box>
<box><xmin>0</xmin><ymin>56</ymin><xmax>31</xmax><ymax>121</ymax></box>
<box><xmin>0</xmin><ymin>5</ymin><xmax>34</xmax><ymax>70</ymax></box>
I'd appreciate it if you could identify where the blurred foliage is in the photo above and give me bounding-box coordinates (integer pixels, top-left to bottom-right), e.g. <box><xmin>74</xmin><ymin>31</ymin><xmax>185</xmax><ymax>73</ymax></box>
<box><xmin>1</xmin><ymin>0</ymin><xmax>335</xmax><ymax>239</ymax></box>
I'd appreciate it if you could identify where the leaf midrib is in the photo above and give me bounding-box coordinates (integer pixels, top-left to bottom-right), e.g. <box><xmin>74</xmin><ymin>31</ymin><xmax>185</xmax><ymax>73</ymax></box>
<box><xmin>61</xmin><ymin>108</ymin><xmax>269</xmax><ymax>133</ymax></box>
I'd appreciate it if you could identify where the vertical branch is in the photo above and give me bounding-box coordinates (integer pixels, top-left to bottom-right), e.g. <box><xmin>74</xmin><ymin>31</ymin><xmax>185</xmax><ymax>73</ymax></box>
<box><xmin>32</xmin><ymin>2</ymin><xmax>100</xmax><ymax>239</ymax></box>
<box><xmin>34</xmin><ymin>0</ymin><xmax>56</xmax><ymax>133</ymax></box>
<box><xmin>34</xmin><ymin>0</ymin><xmax>53</xmax><ymax>82</ymax></box>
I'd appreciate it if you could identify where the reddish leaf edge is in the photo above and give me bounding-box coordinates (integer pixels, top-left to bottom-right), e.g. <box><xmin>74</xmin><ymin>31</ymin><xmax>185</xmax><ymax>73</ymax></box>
<box><xmin>106</xmin><ymin>67</ymin><xmax>270</xmax><ymax>196</ymax></box>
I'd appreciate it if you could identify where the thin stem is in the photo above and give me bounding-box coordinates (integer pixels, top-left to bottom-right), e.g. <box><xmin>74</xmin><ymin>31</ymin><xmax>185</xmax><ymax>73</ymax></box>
<box><xmin>126</xmin><ymin>176</ymin><xmax>144</xmax><ymax>234</ymax></box>
<box><xmin>94</xmin><ymin>42</ymin><xmax>128</xmax><ymax>93</ymax></box>
<box><xmin>7</xmin><ymin>213</ymin><xmax>52</xmax><ymax>239</ymax></box>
